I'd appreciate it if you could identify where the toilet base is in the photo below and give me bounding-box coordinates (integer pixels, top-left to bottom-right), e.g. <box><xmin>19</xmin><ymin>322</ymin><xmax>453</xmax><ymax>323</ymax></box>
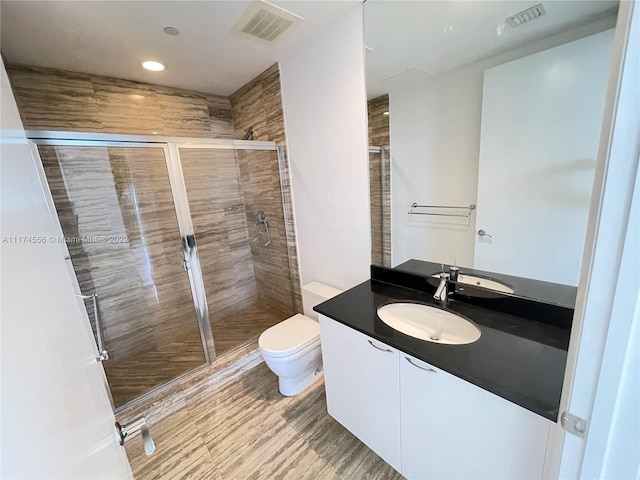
<box><xmin>278</xmin><ymin>366</ymin><xmax>324</xmax><ymax>396</ymax></box>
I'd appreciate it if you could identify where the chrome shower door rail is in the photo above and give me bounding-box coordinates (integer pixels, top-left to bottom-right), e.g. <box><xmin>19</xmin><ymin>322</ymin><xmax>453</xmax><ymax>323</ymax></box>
<box><xmin>25</xmin><ymin>130</ymin><xmax>277</xmax><ymax>150</ymax></box>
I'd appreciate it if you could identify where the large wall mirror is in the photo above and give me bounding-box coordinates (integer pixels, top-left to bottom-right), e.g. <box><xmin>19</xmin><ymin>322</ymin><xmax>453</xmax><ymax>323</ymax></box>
<box><xmin>365</xmin><ymin>0</ymin><xmax>619</xmax><ymax>291</ymax></box>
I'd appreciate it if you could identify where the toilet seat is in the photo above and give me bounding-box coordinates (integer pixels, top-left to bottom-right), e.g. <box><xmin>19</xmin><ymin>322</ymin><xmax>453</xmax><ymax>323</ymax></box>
<box><xmin>258</xmin><ymin>314</ymin><xmax>320</xmax><ymax>358</ymax></box>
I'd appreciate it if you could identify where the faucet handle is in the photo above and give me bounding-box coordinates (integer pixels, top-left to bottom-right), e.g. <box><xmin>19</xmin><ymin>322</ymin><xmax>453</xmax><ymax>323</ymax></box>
<box><xmin>449</xmin><ymin>265</ymin><xmax>460</xmax><ymax>281</ymax></box>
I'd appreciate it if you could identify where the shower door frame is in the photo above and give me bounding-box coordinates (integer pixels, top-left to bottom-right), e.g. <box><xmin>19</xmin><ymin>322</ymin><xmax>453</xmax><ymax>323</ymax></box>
<box><xmin>27</xmin><ymin>130</ymin><xmax>285</xmax><ymax>412</ymax></box>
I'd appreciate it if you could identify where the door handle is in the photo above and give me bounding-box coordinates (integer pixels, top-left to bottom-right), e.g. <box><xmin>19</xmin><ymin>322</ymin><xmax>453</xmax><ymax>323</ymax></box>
<box><xmin>116</xmin><ymin>417</ymin><xmax>156</xmax><ymax>456</ymax></box>
<box><xmin>477</xmin><ymin>229</ymin><xmax>492</xmax><ymax>238</ymax></box>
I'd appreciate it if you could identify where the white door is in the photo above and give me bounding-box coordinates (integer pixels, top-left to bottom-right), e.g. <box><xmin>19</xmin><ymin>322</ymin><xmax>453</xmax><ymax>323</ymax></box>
<box><xmin>0</xmin><ymin>63</ymin><xmax>133</xmax><ymax>478</ymax></box>
<box><xmin>554</xmin><ymin>2</ymin><xmax>640</xmax><ymax>478</ymax></box>
<box><xmin>474</xmin><ymin>29</ymin><xmax>613</xmax><ymax>286</ymax></box>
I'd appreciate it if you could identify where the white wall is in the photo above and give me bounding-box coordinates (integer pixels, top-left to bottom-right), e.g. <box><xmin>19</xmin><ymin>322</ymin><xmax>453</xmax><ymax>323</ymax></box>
<box><xmin>388</xmin><ymin>18</ymin><xmax>616</xmax><ymax>272</ymax></box>
<box><xmin>0</xmin><ymin>62</ymin><xmax>132</xmax><ymax>479</ymax></box>
<box><xmin>280</xmin><ymin>4</ymin><xmax>370</xmax><ymax>291</ymax></box>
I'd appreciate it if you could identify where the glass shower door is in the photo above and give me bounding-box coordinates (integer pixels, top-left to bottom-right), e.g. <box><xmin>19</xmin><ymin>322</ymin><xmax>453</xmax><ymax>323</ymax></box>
<box><xmin>178</xmin><ymin>146</ymin><xmax>296</xmax><ymax>356</ymax></box>
<box><xmin>39</xmin><ymin>144</ymin><xmax>207</xmax><ymax>408</ymax></box>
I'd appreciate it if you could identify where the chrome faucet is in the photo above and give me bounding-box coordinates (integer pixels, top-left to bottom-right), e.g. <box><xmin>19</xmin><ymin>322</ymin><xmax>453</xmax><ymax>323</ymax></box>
<box><xmin>433</xmin><ymin>271</ymin><xmax>451</xmax><ymax>305</ymax></box>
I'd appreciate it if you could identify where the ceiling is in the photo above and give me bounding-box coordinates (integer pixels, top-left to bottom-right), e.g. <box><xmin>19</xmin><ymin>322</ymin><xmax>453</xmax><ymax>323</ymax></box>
<box><xmin>0</xmin><ymin>0</ymin><xmax>358</xmax><ymax>96</ymax></box>
<box><xmin>365</xmin><ymin>0</ymin><xmax>619</xmax><ymax>99</ymax></box>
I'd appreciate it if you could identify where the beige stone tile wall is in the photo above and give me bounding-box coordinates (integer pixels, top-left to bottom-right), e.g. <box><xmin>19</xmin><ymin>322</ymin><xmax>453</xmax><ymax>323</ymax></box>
<box><xmin>6</xmin><ymin>64</ymin><xmax>234</xmax><ymax>138</ymax></box>
<box><xmin>230</xmin><ymin>64</ymin><xmax>303</xmax><ymax>314</ymax></box>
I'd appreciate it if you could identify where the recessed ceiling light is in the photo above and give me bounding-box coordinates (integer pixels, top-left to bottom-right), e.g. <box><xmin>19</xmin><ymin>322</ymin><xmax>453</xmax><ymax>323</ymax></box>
<box><xmin>164</xmin><ymin>26</ymin><xmax>180</xmax><ymax>36</ymax></box>
<box><xmin>383</xmin><ymin>111</ymin><xmax>390</xmax><ymax>116</ymax></box>
<box><xmin>142</xmin><ymin>61</ymin><xmax>165</xmax><ymax>72</ymax></box>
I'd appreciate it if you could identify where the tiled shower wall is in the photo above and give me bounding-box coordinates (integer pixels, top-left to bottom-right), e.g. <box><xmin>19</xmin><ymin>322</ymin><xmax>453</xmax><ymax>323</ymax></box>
<box><xmin>367</xmin><ymin>94</ymin><xmax>391</xmax><ymax>267</ymax></box>
<box><xmin>6</xmin><ymin>64</ymin><xmax>234</xmax><ymax>138</ymax></box>
<box><xmin>230</xmin><ymin>64</ymin><xmax>303</xmax><ymax>314</ymax></box>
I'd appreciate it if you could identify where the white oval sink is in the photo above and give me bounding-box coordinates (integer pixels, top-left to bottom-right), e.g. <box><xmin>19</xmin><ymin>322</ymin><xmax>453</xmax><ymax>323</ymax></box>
<box><xmin>457</xmin><ymin>274</ymin><xmax>514</xmax><ymax>294</ymax></box>
<box><xmin>377</xmin><ymin>303</ymin><xmax>481</xmax><ymax>345</ymax></box>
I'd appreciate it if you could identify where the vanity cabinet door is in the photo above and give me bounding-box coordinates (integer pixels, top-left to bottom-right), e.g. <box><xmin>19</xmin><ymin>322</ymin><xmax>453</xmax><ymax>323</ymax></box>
<box><xmin>319</xmin><ymin>315</ymin><xmax>401</xmax><ymax>472</ymax></box>
<box><xmin>400</xmin><ymin>354</ymin><xmax>550</xmax><ymax>480</ymax></box>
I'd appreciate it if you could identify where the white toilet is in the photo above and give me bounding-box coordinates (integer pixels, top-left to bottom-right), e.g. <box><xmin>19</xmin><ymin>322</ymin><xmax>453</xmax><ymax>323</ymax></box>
<box><xmin>259</xmin><ymin>282</ymin><xmax>342</xmax><ymax>396</ymax></box>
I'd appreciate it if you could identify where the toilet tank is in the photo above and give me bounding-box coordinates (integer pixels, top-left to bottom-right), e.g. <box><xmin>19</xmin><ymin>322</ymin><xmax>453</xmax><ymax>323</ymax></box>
<box><xmin>302</xmin><ymin>282</ymin><xmax>342</xmax><ymax>320</ymax></box>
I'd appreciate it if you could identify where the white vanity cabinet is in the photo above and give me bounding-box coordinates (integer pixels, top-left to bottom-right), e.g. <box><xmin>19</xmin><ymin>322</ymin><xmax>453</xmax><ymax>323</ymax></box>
<box><xmin>318</xmin><ymin>315</ymin><xmax>402</xmax><ymax>472</ymax></box>
<box><xmin>319</xmin><ymin>315</ymin><xmax>552</xmax><ymax>480</ymax></box>
<box><xmin>400</xmin><ymin>353</ymin><xmax>550</xmax><ymax>480</ymax></box>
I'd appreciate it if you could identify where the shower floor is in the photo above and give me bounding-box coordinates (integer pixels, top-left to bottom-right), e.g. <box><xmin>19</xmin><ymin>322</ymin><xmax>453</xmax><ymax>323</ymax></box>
<box><xmin>107</xmin><ymin>302</ymin><xmax>289</xmax><ymax>407</ymax></box>
<box><xmin>107</xmin><ymin>334</ymin><xmax>206</xmax><ymax>408</ymax></box>
<box><xmin>211</xmin><ymin>302</ymin><xmax>290</xmax><ymax>357</ymax></box>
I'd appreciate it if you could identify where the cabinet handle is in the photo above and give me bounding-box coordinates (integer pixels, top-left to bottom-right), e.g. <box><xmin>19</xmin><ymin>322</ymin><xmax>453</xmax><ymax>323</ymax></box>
<box><xmin>368</xmin><ymin>340</ymin><xmax>393</xmax><ymax>353</ymax></box>
<box><xmin>405</xmin><ymin>356</ymin><xmax>437</xmax><ymax>372</ymax></box>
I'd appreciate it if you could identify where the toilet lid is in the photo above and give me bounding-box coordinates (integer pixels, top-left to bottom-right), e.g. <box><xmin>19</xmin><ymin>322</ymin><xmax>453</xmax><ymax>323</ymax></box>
<box><xmin>258</xmin><ymin>314</ymin><xmax>320</xmax><ymax>358</ymax></box>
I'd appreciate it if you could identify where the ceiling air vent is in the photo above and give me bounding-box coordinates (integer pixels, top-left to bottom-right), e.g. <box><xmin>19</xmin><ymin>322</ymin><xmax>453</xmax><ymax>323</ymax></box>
<box><xmin>233</xmin><ymin>0</ymin><xmax>303</xmax><ymax>44</ymax></box>
<box><xmin>506</xmin><ymin>3</ymin><xmax>547</xmax><ymax>28</ymax></box>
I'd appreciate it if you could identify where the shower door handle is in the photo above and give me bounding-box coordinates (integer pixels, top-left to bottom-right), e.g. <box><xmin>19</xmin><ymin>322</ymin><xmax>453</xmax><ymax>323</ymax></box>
<box><xmin>184</xmin><ymin>234</ymin><xmax>196</xmax><ymax>249</ymax></box>
<box><xmin>182</xmin><ymin>234</ymin><xmax>197</xmax><ymax>271</ymax></box>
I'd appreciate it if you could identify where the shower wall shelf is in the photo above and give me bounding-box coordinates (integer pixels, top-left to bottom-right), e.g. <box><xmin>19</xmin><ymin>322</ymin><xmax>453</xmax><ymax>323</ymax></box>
<box><xmin>408</xmin><ymin>203</ymin><xmax>476</xmax><ymax>218</ymax></box>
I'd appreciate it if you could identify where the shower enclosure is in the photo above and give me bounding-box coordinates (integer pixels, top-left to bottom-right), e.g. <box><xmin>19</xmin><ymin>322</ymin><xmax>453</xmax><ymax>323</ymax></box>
<box><xmin>32</xmin><ymin>132</ymin><xmax>297</xmax><ymax>409</ymax></box>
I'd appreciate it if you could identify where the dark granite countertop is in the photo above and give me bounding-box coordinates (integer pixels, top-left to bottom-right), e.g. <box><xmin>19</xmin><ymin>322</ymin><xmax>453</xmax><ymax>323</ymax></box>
<box><xmin>315</xmin><ymin>278</ymin><xmax>570</xmax><ymax>422</ymax></box>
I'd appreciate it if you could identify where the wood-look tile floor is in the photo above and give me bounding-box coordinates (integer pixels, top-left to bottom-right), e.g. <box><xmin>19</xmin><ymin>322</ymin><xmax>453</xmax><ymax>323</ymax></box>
<box><xmin>212</xmin><ymin>303</ymin><xmax>289</xmax><ymax>356</ymax></box>
<box><xmin>126</xmin><ymin>363</ymin><xmax>405</xmax><ymax>480</ymax></box>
